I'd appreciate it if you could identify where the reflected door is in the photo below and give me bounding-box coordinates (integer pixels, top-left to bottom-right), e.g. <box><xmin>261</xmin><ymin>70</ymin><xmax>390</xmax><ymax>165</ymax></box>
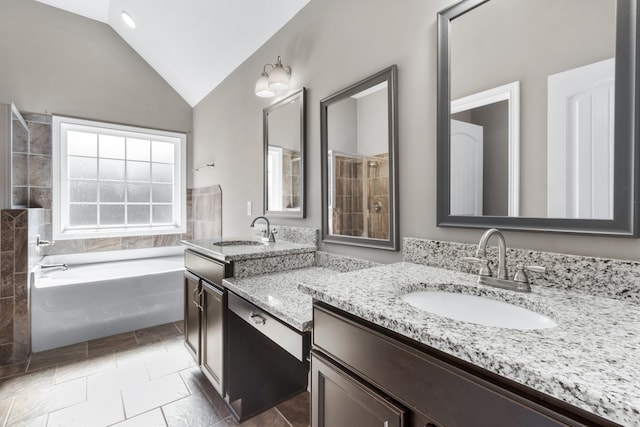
<box><xmin>547</xmin><ymin>59</ymin><xmax>615</xmax><ymax>219</ymax></box>
<box><xmin>450</xmin><ymin>119</ymin><xmax>483</xmax><ymax>215</ymax></box>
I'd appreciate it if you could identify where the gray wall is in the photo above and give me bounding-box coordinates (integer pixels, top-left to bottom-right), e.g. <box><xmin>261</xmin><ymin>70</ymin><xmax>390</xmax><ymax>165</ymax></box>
<box><xmin>0</xmin><ymin>0</ymin><xmax>192</xmax><ymax>143</ymax></box>
<box><xmin>357</xmin><ymin>88</ymin><xmax>388</xmax><ymax>156</ymax></box>
<box><xmin>193</xmin><ymin>0</ymin><xmax>640</xmax><ymax>264</ymax></box>
<box><xmin>7</xmin><ymin>0</ymin><xmax>636</xmax><ymax>264</ymax></box>
<box><xmin>474</xmin><ymin>102</ymin><xmax>509</xmax><ymax>216</ymax></box>
<box><xmin>327</xmin><ymin>98</ymin><xmax>358</xmax><ymax>154</ymax></box>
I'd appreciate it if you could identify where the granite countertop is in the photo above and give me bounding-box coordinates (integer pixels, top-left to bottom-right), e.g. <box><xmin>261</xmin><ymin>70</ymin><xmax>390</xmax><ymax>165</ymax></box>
<box><xmin>223</xmin><ymin>267</ymin><xmax>339</xmax><ymax>332</ymax></box>
<box><xmin>181</xmin><ymin>238</ymin><xmax>316</xmax><ymax>262</ymax></box>
<box><xmin>298</xmin><ymin>262</ymin><xmax>640</xmax><ymax>426</ymax></box>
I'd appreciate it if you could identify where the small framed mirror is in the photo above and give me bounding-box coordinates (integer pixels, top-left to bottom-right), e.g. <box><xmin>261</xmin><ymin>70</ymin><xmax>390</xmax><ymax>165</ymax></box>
<box><xmin>321</xmin><ymin>66</ymin><xmax>399</xmax><ymax>250</ymax></box>
<box><xmin>263</xmin><ymin>88</ymin><xmax>306</xmax><ymax>218</ymax></box>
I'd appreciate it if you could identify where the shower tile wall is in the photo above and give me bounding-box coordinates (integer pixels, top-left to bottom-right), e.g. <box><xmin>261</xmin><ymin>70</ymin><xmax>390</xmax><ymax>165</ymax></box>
<box><xmin>332</xmin><ymin>153</ymin><xmax>390</xmax><ymax>239</ymax></box>
<box><xmin>0</xmin><ymin>208</ymin><xmax>43</xmax><ymax>366</ymax></box>
<box><xmin>17</xmin><ymin>113</ymin><xmax>221</xmax><ymax>255</ymax></box>
<box><xmin>191</xmin><ymin>184</ymin><xmax>222</xmax><ymax>239</ymax></box>
<box><xmin>333</xmin><ymin>156</ymin><xmax>364</xmax><ymax>236</ymax></box>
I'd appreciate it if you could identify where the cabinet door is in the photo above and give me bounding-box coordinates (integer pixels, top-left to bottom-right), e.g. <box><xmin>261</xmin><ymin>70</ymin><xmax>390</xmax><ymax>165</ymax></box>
<box><xmin>184</xmin><ymin>272</ymin><xmax>201</xmax><ymax>362</ymax></box>
<box><xmin>312</xmin><ymin>351</ymin><xmax>407</xmax><ymax>427</ymax></box>
<box><xmin>201</xmin><ymin>280</ymin><xmax>225</xmax><ymax>396</ymax></box>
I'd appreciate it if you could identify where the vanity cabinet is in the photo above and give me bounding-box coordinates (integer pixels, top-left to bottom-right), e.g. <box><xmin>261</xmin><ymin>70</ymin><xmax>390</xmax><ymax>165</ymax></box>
<box><xmin>312</xmin><ymin>303</ymin><xmax>618</xmax><ymax>427</ymax></box>
<box><xmin>183</xmin><ymin>271</ymin><xmax>201</xmax><ymax>360</ymax></box>
<box><xmin>183</xmin><ymin>249</ymin><xmax>232</xmax><ymax>396</ymax></box>
<box><xmin>200</xmin><ymin>280</ymin><xmax>225</xmax><ymax>394</ymax></box>
<box><xmin>312</xmin><ymin>352</ymin><xmax>409</xmax><ymax>427</ymax></box>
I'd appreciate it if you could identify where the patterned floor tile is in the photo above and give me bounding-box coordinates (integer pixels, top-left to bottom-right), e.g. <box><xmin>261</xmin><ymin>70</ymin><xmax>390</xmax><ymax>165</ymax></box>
<box><xmin>88</xmin><ymin>332</ymin><xmax>138</xmax><ymax>357</ymax></box>
<box><xmin>5</xmin><ymin>377</ymin><xmax>86</xmax><ymax>424</ymax></box>
<box><xmin>276</xmin><ymin>392</ymin><xmax>310</xmax><ymax>427</ymax></box>
<box><xmin>134</xmin><ymin>324</ymin><xmax>181</xmax><ymax>345</ymax></box>
<box><xmin>121</xmin><ymin>372</ymin><xmax>190</xmax><ymax>418</ymax></box>
<box><xmin>47</xmin><ymin>394</ymin><xmax>124</xmax><ymax>427</ymax></box>
<box><xmin>54</xmin><ymin>352</ymin><xmax>116</xmax><ymax>384</ymax></box>
<box><xmin>27</xmin><ymin>342</ymin><xmax>87</xmax><ymax>372</ymax></box>
<box><xmin>110</xmin><ymin>409</ymin><xmax>168</xmax><ymax>427</ymax></box>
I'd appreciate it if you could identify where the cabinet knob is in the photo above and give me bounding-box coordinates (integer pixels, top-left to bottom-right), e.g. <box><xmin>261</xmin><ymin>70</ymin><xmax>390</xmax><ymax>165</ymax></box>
<box><xmin>250</xmin><ymin>313</ymin><xmax>266</xmax><ymax>325</ymax></box>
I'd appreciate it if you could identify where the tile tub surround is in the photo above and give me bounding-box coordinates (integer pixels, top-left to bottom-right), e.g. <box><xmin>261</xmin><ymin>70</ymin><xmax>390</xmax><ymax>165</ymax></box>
<box><xmin>0</xmin><ymin>209</ymin><xmax>43</xmax><ymax>366</ymax></box>
<box><xmin>18</xmin><ymin>113</ymin><xmax>222</xmax><ymax>256</ymax></box>
<box><xmin>298</xmin><ymin>262</ymin><xmax>640</xmax><ymax>426</ymax></box>
<box><xmin>404</xmin><ymin>237</ymin><xmax>640</xmax><ymax>303</ymax></box>
<box><xmin>190</xmin><ymin>184</ymin><xmax>222</xmax><ymax>240</ymax></box>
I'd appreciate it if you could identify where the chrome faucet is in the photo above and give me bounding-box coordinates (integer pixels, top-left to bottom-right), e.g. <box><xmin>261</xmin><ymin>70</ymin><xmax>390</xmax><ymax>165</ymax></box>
<box><xmin>464</xmin><ymin>228</ymin><xmax>544</xmax><ymax>293</ymax></box>
<box><xmin>41</xmin><ymin>263</ymin><xmax>69</xmax><ymax>271</ymax></box>
<box><xmin>476</xmin><ymin>228</ymin><xmax>508</xmax><ymax>279</ymax></box>
<box><xmin>250</xmin><ymin>216</ymin><xmax>276</xmax><ymax>243</ymax></box>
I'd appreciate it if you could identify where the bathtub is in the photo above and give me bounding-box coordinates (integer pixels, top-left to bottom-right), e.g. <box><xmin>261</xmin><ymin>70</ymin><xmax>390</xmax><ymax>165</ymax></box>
<box><xmin>32</xmin><ymin>247</ymin><xmax>185</xmax><ymax>352</ymax></box>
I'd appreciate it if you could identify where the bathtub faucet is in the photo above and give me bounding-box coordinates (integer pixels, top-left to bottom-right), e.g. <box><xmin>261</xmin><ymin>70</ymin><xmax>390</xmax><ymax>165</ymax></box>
<box><xmin>41</xmin><ymin>263</ymin><xmax>69</xmax><ymax>271</ymax></box>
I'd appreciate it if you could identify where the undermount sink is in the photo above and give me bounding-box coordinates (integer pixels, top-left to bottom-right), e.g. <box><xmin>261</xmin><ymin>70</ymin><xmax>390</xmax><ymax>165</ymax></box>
<box><xmin>401</xmin><ymin>291</ymin><xmax>557</xmax><ymax>330</ymax></box>
<box><xmin>212</xmin><ymin>240</ymin><xmax>265</xmax><ymax>247</ymax></box>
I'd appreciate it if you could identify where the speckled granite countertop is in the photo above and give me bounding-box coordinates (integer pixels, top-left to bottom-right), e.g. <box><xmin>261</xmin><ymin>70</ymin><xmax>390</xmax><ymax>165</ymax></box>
<box><xmin>223</xmin><ymin>267</ymin><xmax>339</xmax><ymax>332</ymax></box>
<box><xmin>298</xmin><ymin>262</ymin><xmax>640</xmax><ymax>426</ymax></box>
<box><xmin>181</xmin><ymin>238</ymin><xmax>316</xmax><ymax>262</ymax></box>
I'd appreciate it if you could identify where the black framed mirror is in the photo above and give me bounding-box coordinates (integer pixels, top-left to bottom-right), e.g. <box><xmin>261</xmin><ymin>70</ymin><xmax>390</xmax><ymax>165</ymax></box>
<box><xmin>437</xmin><ymin>0</ymin><xmax>639</xmax><ymax>236</ymax></box>
<box><xmin>321</xmin><ymin>65</ymin><xmax>399</xmax><ymax>250</ymax></box>
<box><xmin>263</xmin><ymin>88</ymin><xmax>306</xmax><ymax>218</ymax></box>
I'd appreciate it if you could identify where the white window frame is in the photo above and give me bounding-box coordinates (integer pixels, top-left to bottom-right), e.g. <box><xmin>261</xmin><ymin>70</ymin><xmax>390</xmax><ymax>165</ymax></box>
<box><xmin>52</xmin><ymin>115</ymin><xmax>187</xmax><ymax>240</ymax></box>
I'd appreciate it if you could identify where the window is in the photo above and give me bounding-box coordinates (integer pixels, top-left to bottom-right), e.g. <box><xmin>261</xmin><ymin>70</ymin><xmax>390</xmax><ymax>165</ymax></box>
<box><xmin>52</xmin><ymin>116</ymin><xmax>187</xmax><ymax>240</ymax></box>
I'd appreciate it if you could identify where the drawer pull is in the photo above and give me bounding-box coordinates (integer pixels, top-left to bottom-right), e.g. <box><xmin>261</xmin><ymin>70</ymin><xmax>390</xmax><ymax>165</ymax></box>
<box><xmin>250</xmin><ymin>313</ymin><xmax>267</xmax><ymax>325</ymax></box>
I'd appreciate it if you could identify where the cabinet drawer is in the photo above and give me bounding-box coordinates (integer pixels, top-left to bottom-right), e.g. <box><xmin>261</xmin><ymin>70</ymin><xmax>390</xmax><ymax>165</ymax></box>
<box><xmin>185</xmin><ymin>250</ymin><xmax>228</xmax><ymax>285</ymax></box>
<box><xmin>313</xmin><ymin>305</ymin><xmax>584</xmax><ymax>427</ymax></box>
<box><xmin>311</xmin><ymin>351</ymin><xmax>407</xmax><ymax>427</ymax></box>
<box><xmin>228</xmin><ymin>292</ymin><xmax>309</xmax><ymax>362</ymax></box>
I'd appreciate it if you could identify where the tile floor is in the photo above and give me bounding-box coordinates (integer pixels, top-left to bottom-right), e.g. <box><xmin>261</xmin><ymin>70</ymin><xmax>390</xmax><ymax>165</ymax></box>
<box><xmin>0</xmin><ymin>322</ymin><xmax>309</xmax><ymax>427</ymax></box>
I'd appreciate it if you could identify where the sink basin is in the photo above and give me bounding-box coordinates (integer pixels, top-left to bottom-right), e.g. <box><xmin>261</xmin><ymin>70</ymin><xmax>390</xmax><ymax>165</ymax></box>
<box><xmin>401</xmin><ymin>291</ymin><xmax>557</xmax><ymax>330</ymax></box>
<box><xmin>212</xmin><ymin>240</ymin><xmax>265</xmax><ymax>247</ymax></box>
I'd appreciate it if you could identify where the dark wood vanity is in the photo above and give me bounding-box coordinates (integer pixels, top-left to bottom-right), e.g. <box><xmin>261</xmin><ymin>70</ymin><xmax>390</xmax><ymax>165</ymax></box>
<box><xmin>183</xmin><ymin>248</ymin><xmax>310</xmax><ymax>422</ymax></box>
<box><xmin>311</xmin><ymin>302</ymin><xmax>620</xmax><ymax>427</ymax></box>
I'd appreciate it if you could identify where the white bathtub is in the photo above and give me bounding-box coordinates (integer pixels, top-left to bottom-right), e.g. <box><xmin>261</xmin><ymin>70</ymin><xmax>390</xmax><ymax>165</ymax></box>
<box><xmin>32</xmin><ymin>247</ymin><xmax>185</xmax><ymax>352</ymax></box>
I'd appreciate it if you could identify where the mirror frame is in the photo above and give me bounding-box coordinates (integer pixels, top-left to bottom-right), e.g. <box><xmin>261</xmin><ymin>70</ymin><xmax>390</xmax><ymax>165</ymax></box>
<box><xmin>437</xmin><ymin>0</ymin><xmax>640</xmax><ymax>236</ymax></box>
<box><xmin>320</xmin><ymin>65</ymin><xmax>399</xmax><ymax>250</ymax></box>
<box><xmin>263</xmin><ymin>87</ymin><xmax>306</xmax><ymax>218</ymax></box>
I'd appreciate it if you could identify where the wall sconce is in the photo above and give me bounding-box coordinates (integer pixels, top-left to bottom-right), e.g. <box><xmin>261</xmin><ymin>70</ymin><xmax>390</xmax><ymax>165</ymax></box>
<box><xmin>255</xmin><ymin>56</ymin><xmax>291</xmax><ymax>98</ymax></box>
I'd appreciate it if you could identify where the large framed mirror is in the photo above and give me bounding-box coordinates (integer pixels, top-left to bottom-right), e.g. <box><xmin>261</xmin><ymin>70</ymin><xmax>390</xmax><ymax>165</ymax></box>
<box><xmin>321</xmin><ymin>65</ymin><xmax>399</xmax><ymax>250</ymax></box>
<box><xmin>437</xmin><ymin>0</ymin><xmax>639</xmax><ymax>236</ymax></box>
<box><xmin>263</xmin><ymin>88</ymin><xmax>306</xmax><ymax>218</ymax></box>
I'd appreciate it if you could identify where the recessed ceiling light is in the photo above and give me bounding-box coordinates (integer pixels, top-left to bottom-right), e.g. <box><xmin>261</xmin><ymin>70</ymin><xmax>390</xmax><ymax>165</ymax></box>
<box><xmin>121</xmin><ymin>11</ymin><xmax>136</xmax><ymax>29</ymax></box>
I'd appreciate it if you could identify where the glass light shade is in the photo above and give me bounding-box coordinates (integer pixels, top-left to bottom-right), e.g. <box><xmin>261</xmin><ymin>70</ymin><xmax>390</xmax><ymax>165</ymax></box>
<box><xmin>121</xmin><ymin>11</ymin><xmax>136</xmax><ymax>28</ymax></box>
<box><xmin>255</xmin><ymin>73</ymin><xmax>275</xmax><ymax>97</ymax></box>
<box><xmin>268</xmin><ymin>64</ymin><xmax>290</xmax><ymax>90</ymax></box>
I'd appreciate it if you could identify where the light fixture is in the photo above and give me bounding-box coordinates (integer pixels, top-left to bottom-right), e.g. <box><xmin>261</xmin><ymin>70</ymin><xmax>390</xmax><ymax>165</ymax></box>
<box><xmin>121</xmin><ymin>11</ymin><xmax>136</xmax><ymax>29</ymax></box>
<box><xmin>255</xmin><ymin>71</ymin><xmax>275</xmax><ymax>98</ymax></box>
<box><xmin>255</xmin><ymin>56</ymin><xmax>291</xmax><ymax>97</ymax></box>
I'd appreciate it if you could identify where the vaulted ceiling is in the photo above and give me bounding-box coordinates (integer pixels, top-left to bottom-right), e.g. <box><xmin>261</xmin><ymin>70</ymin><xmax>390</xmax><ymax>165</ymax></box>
<box><xmin>35</xmin><ymin>0</ymin><xmax>310</xmax><ymax>106</ymax></box>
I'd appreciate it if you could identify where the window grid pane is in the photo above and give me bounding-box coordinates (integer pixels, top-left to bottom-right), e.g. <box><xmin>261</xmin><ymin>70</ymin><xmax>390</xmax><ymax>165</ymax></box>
<box><xmin>64</xmin><ymin>128</ymin><xmax>179</xmax><ymax>231</ymax></box>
